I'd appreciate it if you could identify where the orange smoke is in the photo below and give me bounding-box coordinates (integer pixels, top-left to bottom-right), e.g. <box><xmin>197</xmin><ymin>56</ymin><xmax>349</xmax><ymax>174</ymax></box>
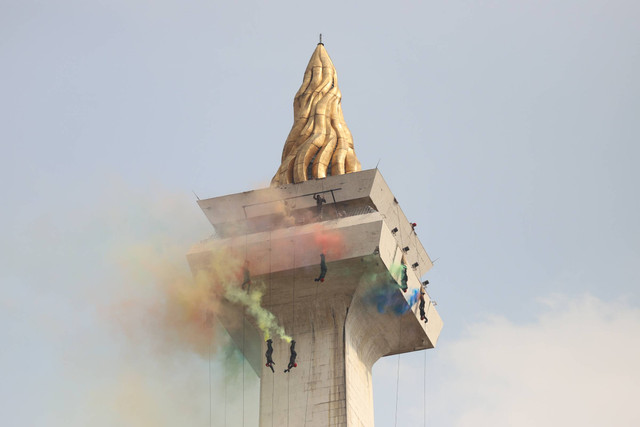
<box><xmin>312</xmin><ymin>224</ymin><xmax>345</xmax><ymax>259</ymax></box>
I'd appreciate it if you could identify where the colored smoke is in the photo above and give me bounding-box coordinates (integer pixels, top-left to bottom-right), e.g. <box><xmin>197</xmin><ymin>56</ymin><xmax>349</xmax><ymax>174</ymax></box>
<box><xmin>358</xmin><ymin>260</ymin><xmax>419</xmax><ymax>315</ymax></box>
<box><xmin>224</xmin><ymin>283</ymin><xmax>292</xmax><ymax>342</ymax></box>
<box><xmin>113</xmin><ymin>242</ymin><xmax>291</xmax><ymax>362</ymax></box>
<box><xmin>363</xmin><ymin>284</ymin><xmax>418</xmax><ymax>315</ymax></box>
<box><xmin>312</xmin><ymin>224</ymin><xmax>345</xmax><ymax>259</ymax></box>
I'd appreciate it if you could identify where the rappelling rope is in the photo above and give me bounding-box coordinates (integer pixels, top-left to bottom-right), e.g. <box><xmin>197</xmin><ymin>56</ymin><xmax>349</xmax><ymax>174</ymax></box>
<box><xmin>394</xmin><ymin>353</ymin><xmax>401</xmax><ymax>427</ymax></box>
<box><xmin>303</xmin><ymin>344</ymin><xmax>313</xmax><ymax>427</ymax></box>
<box><xmin>268</xmin><ymin>229</ymin><xmax>275</xmax><ymax>427</ymax></box>
<box><xmin>423</xmin><ymin>349</ymin><xmax>427</xmax><ymax>427</ymax></box>
<box><xmin>292</xmin><ymin>240</ymin><xmax>296</xmax><ymax>340</ymax></box>
<box><xmin>392</xmin><ymin>203</ymin><xmax>431</xmax><ymax>426</ymax></box>
<box><xmin>286</xmin><ymin>240</ymin><xmax>296</xmax><ymax>427</ymax></box>
<box><xmin>241</xmin><ymin>222</ymin><xmax>249</xmax><ymax>427</ymax></box>
<box><xmin>224</xmin><ymin>353</ymin><xmax>228</xmax><ymax>427</ymax></box>
<box><xmin>306</xmin><ymin>194</ymin><xmax>323</xmax><ymax>427</ymax></box>
<box><xmin>209</xmin><ymin>326</ymin><xmax>212</xmax><ymax>427</ymax></box>
<box><xmin>387</xmin><ymin>205</ymin><xmax>404</xmax><ymax>427</ymax></box>
<box><xmin>394</xmin><ymin>304</ymin><xmax>403</xmax><ymax>427</ymax></box>
<box><xmin>242</xmin><ymin>312</ymin><xmax>246</xmax><ymax>427</ymax></box>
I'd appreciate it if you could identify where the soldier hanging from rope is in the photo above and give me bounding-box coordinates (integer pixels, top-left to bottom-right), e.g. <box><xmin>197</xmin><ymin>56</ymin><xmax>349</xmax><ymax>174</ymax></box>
<box><xmin>314</xmin><ymin>253</ymin><xmax>328</xmax><ymax>282</ymax></box>
<box><xmin>400</xmin><ymin>263</ymin><xmax>408</xmax><ymax>293</ymax></box>
<box><xmin>313</xmin><ymin>193</ymin><xmax>326</xmax><ymax>218</ymax></box>
<box><xmin>284</xmin><ymin>340</ymin><xmax>297</xmax><ymax>373</ymax></box>
<box><xmin>265</xmin><ymin>339</ymin><xmax>275</xmax><ymax>373</ymax></box>
<box><xmin>241</xmin><ymin>260</ymin><xmax>251</xmax><ymax>291</ymax></box>
<box><xmin>419</xmin><ymin>289</ymin><xmax>428</xmax><ymax>323</ymax></box>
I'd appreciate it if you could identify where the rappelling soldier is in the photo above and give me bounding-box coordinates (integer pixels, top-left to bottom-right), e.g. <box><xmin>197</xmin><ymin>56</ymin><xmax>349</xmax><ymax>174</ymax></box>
<box><xmin>400</xmin><ymin>263</ymin><xmax>408</xmax><ymax>293</ymax></box>
<box><xmin>419</xmin><ymin>290</ymin><xmax>428</xmax><ymax>323</ymax></box>
<box><xmin>314</xmin><ymin>253</ymin><xmax>328</xmax><ymax>282</ymax></box>
<box><xmin>313</xmin><ymin>193</ymin><xmax>326</xmax><ymax>217</ymax></box>
<box><xmin>265</xmin><ymin>339</ymin><xmax>275</xmax><ymax>373</ymax></box>
<box><xmin>284</xmin><ymin>340</ymin><xmax>297</xmax><ymax>373</ymax></box>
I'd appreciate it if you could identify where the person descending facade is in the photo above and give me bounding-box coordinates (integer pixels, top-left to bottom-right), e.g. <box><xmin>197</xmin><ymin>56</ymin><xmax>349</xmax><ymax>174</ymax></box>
<box><xmin>265</xmin><ymin>339</ymin><xmax>275</xmax><ymax>372</ymax></box>
<box><xmin>400</xmin><ymin>263</ymin><xmax>408</xmax><ymax>293</ymax></box>
<box><xmin>313</xmin><ymin>193</ymin><xmax>326</xmax><ymax>217</ymax></box>
<box><xmin>314</xmin><ymin>253</ymin><xmax>328</xmax><ymax>282</ymax></box>
<box><xmin>419</xmin><ymin>289</ymin><xmax>428</xmax><ymax>323</ymax></box>
<box><xmin>284</xmin><ymin>340</ymin><xmax>298</xmax><ymax>373</ymax></box>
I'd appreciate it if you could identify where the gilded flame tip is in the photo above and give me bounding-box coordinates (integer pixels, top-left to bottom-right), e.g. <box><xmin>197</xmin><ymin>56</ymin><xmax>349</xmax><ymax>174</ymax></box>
<box><xmin>272</xmin><ymin>44</ymin><xmax>361</xmax><ymax>186</ymax></box>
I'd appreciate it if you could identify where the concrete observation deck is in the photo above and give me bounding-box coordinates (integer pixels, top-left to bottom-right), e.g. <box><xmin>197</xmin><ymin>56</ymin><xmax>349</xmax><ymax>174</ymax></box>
<box><xmin>188</xmin><ymin>169</ymin><xmax>442</xmax><ymax>427</ymax></box>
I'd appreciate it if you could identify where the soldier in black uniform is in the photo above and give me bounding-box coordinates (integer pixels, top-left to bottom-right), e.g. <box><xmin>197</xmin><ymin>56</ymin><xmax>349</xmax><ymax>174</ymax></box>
<box><xmin>419</xmin><ymin>290</ymin><xmax>428</xmax><ymax>323</ymax></box>
<box><xmin>313</xmin><ymin>193</ymin><xmax>326</xmax><ymax>217</ymax></box>
<box><xmin>265</xmin><ymin>339</ymin><xmax>275</xmax><ymax>372</ymax></box>
<box><xmin>314</xmin><ymin>254</ymin><xmax>328</xmax><ymax>282</ymax></box>
<box><xmin>400</xmin><ymin>264</ymin><xmax>408</xmax><ymax>293</ymax></box>
<box><xmin>284</xmin><ymin>340</ymin><xmax>297</xmax><ymax>373</ymax></box>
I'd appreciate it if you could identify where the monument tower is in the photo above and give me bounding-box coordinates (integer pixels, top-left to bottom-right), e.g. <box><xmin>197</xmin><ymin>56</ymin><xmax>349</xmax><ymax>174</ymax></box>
<box><xmin>188</xmin><ymin>42</ymin><xmax>442</xmax><ymax>426</ymax></box>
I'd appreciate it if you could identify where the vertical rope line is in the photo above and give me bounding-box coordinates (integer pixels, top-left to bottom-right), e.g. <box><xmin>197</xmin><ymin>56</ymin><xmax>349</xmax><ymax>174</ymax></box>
<box><xmin>269</xmin><ymin>230</ymin><xmax>275</xmax><ymax>427</ymax></box>
<box><xmin>287</xmin><ymin>242</ymin><xmax>295</xmax><ymax>427</ymax></box>
<box><xmin>242</xmin><ymin>222</ymin><xmax>248</xmax><ymax>427</ymax></box>
<box><xmin>424</xmin><ymin>349</ymin><xmax>427</xmax><ymax>427</ymax></box>
<box><xmin>394</xmin><ymin>354</ymin><xmax>401</xmax><ymax>427</ymax></box>
<box><xmin>287</xmin><ymin>374</ymin><xmax>290</xmax><ymax>427</ymax></box>
<box><xmin>390</xmin><ymin>204</ymin><xmax>405</xmax><ymax>427</ymax></box>
<box><xmin>224</xmin><ymin>370</ymin><xmax>227</xmax><ymax>427</ymax></box>
<box><xmin>302</xmin><ymin>330</ymin><xmax>313</xmax><ymax>427</ymax></box>
<box><xmin>242</xmin><ymin>310</ymin><xmax>246</xmax><ymax>427</ymax></box>
<box><xmin>209</xmin><ymin>328</ymin><xmax>212</xmax><ymax>427</ymax></box>
<box><xmin>394</xmin><ymin>304</ymin><xmax>403</xmax><ymax>427</ymax></box>
<box><xmin>292</xmin><ymin>240</ymin><xmax>296</xmax><ymax>338</ymax></box>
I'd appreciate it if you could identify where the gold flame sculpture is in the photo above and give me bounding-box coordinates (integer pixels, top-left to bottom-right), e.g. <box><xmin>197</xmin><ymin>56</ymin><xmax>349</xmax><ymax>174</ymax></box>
<box><xmin>271</xmin><ymin>43</ymin><xmax>362</xmax><ymax>186</ymax></box>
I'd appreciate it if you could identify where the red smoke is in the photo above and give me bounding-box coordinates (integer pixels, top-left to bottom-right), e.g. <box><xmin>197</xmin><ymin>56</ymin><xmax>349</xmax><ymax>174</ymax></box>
<box><xmin>312</xmin><ymin>225</ymin><xmax>345</xmax><ymax>259</ymax></box>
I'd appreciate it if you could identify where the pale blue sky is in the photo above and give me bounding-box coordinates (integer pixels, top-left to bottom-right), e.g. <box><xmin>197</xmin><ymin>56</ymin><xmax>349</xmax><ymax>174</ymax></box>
<box><xmin>1</xmin><ymin>1</ymin><xmax>639</xmax><ymax>426</ymax></box>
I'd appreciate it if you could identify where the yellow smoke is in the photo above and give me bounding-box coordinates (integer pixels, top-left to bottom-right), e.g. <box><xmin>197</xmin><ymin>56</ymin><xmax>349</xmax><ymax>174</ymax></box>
<box><xmin>224</xmin><ymin>283</ymin><xmax>292</xmax><ymax>343</ymax></box>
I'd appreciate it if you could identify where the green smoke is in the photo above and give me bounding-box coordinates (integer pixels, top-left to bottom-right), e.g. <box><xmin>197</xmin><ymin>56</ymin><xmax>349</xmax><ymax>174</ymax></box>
<box><xmin>224</xmin><ymin>283</ymin><xmax>292</xmax><ymax>343</ymax></box>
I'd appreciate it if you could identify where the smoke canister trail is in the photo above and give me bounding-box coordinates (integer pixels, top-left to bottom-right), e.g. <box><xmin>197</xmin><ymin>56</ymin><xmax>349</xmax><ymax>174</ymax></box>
<box><xmin>358</xmin><ymin>260</ymin><xmax>420</xmax><ymax>315</ymax></box>
<box><xmin>224</xmin><ymin>283</ymin><xmax>292</xmax><ymax>343</ymax></box>
<box><xmin>311</xmin><ymin>224</ymin><xmax>345</xmax><ymax>259</ymax></box>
